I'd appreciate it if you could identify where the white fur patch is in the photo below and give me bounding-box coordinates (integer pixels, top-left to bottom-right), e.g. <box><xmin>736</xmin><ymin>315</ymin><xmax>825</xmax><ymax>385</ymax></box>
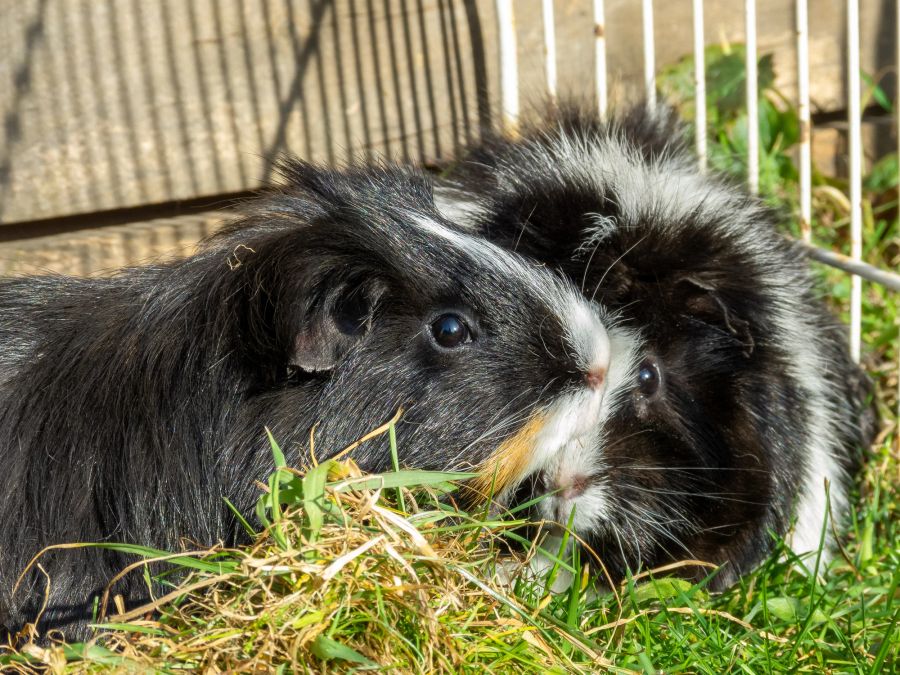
<box><xmin>563</xmin><ymin>298</ymin><xmax>611</xmax><ymax>373</ymax></box>
<box><xmin>532</xmin><ymin>325</ymin><xmax>640</xmax><ymax>533</ymax></box>
<box><xmin>496</xmin><ymin>321</ymin><xmax>641</xmax><ymax>533</ymax></box>
<box><xmin>780</xmin><ymin>314</ymin><xmax>848</xmax><ymax>559</ymax></box>
<box><xmin>432</xmin><ymin>187</ymin><xmax>487</xmax><ymax>231</ymax></box>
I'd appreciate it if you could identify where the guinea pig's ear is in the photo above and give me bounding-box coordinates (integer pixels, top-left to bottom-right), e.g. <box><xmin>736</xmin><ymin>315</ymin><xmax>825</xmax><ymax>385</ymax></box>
<box><xmin>290</xmin><ymin>282</ymin><xmax>382</xmax><ymax>372</ymax></box>
<box><xmin>676</xmin><ymin>276</ymin><xmax>755</xmax><ymax>357</ymax></box>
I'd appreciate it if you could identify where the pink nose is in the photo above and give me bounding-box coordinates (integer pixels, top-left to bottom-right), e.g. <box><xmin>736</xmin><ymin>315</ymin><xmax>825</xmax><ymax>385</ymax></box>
<box><xmin>559</xmin><ymin>475</ymin><xmax>590</xmax><ymax>500</ymax></box>
<box><xmin>585</xmin><ymin>367</ymin><xmax>606</xmax><ymax>390</ymax></box>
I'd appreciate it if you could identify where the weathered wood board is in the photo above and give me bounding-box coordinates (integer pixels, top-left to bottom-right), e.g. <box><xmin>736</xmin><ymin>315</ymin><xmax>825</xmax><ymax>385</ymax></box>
<box><xmin>0</xmin><ymin>0</ymin><xmax>500</xmax><ymax>224</ymax></box>
<box><xmin>0</xmin><ymin>212</ymin><xmax>230</xmax><ymax>276</ymax></box>
<box><xmin>0</xmin><ymin>0</ymin><xmax>894</xmax><ymax>226</ymax></box>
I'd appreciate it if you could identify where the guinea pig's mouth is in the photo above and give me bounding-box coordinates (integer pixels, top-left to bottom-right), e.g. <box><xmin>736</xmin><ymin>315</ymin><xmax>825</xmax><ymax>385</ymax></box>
<box><xmin>540</xmin><ymin>470</ymin><xmax>594</xmax><ymax>500</ymax></box>
<box><xmin>495</xmin><ymin>462</ymin><xmax>610</xmax><ymax>548</ymax></box>
<box><xmin>473</xmin><ymin>404</ymin><xmax>612</xmax><ymax>536</ymax></box>
<box><xmin>465</xmin><ymin>371</ymin><xmax>617</xmax><ymax>508</ymax></box>
<box><xmin>533</xmin><ymin>468</ymin><xmax>610</xmax><ymax>530</ymax></box>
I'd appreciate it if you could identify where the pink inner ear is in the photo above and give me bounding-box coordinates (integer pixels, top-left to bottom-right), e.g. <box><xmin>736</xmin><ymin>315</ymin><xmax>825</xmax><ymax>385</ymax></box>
<box><xmin>286</xmin><ymin>277</ymin><xmax>384</xmax><ymax>374</ymax></box>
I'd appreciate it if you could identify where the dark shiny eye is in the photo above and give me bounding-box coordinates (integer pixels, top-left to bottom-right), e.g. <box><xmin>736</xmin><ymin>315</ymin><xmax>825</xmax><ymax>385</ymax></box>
<box><xmin>637</xmin><ymin>359</ymin><xmax>660</xmax><ymax>397</ymax></box>
<box><xmin>430</xmin><ymin>313</ymin><xmax>471</xmax><ymax>348</ymax></box>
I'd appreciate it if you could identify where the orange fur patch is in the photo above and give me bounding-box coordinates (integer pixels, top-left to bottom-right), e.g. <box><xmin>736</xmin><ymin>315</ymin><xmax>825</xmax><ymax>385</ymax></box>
<box><xmin>468</xmin><ymin>412</ymin><xmax>548</xmax><ymax>499</ymax></box>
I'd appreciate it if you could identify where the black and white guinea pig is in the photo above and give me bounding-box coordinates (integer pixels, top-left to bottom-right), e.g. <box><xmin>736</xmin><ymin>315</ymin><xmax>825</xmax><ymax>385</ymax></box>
<box><xmin>435</xmin><ymin>102</ymin><xmax>878</xmax><ymax>589</ymax></box>
<box><xmin>0</xmin><ymin>160</ymin><xmax>639</xmax><ymax>642</ymax></box>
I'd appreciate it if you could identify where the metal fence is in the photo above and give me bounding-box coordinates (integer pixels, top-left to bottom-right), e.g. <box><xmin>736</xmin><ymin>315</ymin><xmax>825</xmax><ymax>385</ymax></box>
<box><xmin>496</xmin><ymin>0</ymin><xmax>900</xmax><ymax>368</ymax></box>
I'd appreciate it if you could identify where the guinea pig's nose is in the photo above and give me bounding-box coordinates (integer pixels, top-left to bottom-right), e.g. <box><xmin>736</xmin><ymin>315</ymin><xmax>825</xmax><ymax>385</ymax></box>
<box><xmin>585</xmin><ymin>367</ymin><xmax>606</xmax><ymax>390</ymax></box>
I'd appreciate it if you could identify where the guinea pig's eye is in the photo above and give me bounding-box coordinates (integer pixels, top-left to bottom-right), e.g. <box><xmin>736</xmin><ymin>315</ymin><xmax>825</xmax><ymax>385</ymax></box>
<box><xmin>430</xmin><ymin>313</ymin><xmax>471</xmax><ymax>349</ymax></box>
<box><xmin>637</xmin><ymin>359</ymin><xmax>660</xmax><ymax>397</ymax></box>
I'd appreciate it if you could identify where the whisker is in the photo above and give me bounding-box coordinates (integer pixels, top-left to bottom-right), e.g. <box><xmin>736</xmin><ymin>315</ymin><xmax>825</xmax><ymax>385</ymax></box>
<box><xmin>626</xmin><ymin>502</ymin><xmax>698</xmax><ymax>560</ymax></box>
<box><xmin>620</xmin><ymin>465</ymin><xmax>771</xmax><ymax>474</ymax></box>
<box><xmin>620</xmin><ymin>482</ymin><xmax>769</xmax><ymax>507</ymax></box>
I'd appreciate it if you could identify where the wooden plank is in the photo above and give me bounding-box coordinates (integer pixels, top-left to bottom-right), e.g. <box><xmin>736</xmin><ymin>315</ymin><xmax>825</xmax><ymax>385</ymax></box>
<box><xmin>0</xmin><ymin>212</ymin><xmax>231</xmax><ymax>276</ymax></box>
<box><xmin>812</xmin><ymin>116</ymin><xmax>895</xmax><ymax>179</ymax></box>
<box><xmin>0</xmin><ymin>1</ymin><xmax>893</xmax><ymax>226</ymax></box>
<box><xmin>0</xmin><ymin>0</ymin><xmax>499</xmax><ymax>224</ymax></box>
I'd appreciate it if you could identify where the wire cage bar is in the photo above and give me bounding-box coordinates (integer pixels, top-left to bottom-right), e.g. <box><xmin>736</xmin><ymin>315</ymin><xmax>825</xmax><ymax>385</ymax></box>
<box><xmin>642</xmin><ymin>0</ymin><xmax>656</xmax><ymax>107</ymax></box>
<box><xmin>493</xmin><ymin>0</ymin><xmax>899</xmax><ymax>365</ymax></box>
<box><xmin>745</xmin><ymin>0</ymin><xmax>759</xmax><ymax>194</ymax></box>
<box><xmin>542</xmin><ymin>0</ymin><xmax>557</xmax><ymax>102</ymax></box>
<box><xmin>847</xmin><ymin>0</ymin><xmax>864</xmax><ymax>362</ymax></box>
<box><xmin>496</xmin><ymin>0</ymin><xmax>519</xmax><ymax>133</ymax></box>
<box><xmin>693</xmin><ymin>0</ymin><xmax>707</xmax><ymax>172</ymax></box>
<box><xmin>594</xmin><ymin>0</ymin><xmax>608</xmax><ymax>118</ymax></box>
<box><xmin>796</xmin><ymin>0</ymin><xmax>813</xmax><ymax>242</ymax></box>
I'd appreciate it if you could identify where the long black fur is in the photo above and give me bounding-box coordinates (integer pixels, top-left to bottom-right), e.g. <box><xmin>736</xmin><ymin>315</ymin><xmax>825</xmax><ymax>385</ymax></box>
<box><xmin>0</xmin><ymin>161</ymin><xmax>599</xmax><ymax>642</ymax></box>
<box><xmin>437</xmin><ymin>101</ymin><xmax>879</xmax><ymax>588</ymax></box>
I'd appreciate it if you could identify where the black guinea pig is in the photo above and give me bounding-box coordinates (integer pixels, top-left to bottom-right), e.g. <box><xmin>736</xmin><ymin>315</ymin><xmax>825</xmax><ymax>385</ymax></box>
<box><xmin>435</xmin><ymin>102</ymin><xmax>879</xmax><ymax>589</ymax></box>
<box><xmin>0</xmin><ymin>160</ymin><xmax>637</xmax><ymax>642</ymax></box>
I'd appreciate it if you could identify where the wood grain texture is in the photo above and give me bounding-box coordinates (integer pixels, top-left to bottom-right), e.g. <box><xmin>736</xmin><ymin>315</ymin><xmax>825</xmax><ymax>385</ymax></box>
<box><xmin>0</xmin><ymin>212</ymin><xmax>231</xmax><ymax>276</ymax></box>
<box><xmin>0</xmin><ymin>0</ymin><xmax>894</xmax><ymax>225</ymax></box>
<box><xmin>0</xmin><ymin>0</ymin><xmax>498</xmax><ymax>224</ymax></box>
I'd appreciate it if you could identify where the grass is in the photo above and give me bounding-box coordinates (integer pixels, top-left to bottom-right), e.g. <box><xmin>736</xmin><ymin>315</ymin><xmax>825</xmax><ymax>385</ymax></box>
<box><xmin>2</xmin><ymin>48</ymin><xmax>899</xmax><ymax>674</ymax></box>
<box><xmin>2</xmin><ymin>396</ymin><xmax>897</xmax><ymax>673</ymax></box>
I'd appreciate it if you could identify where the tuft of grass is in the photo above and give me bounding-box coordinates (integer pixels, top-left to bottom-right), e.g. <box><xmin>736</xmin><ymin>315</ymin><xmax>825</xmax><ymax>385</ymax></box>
<box><xmin>2</xmin><ymin>409</ymin><xmax>898</xmax><ymax>673</ymax></box>
<box><xmin>0</xmin><ymin>427</ymin><xmax>608</xmax><ymax>673</ymax></box>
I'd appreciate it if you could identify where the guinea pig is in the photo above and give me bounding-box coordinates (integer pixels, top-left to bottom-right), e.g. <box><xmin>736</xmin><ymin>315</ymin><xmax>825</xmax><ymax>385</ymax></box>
<box><xmin>0</xmin><ymin>159</ymin><xmax>642</xmax><ymax>643</ymax></box>
<box><xmin>434</xmin><ymin>102</ymin><xmax>879</xmax><ymax>589</ymax></box>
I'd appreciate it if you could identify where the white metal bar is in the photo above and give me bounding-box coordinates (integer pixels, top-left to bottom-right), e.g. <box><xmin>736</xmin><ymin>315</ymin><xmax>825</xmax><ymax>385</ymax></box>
<box><xmin>692</xmin><ymin>0</ymin><xmax>707</xmax><ymax>171</ymax></box>
<box><xmin>594</xmin><ymin>0</ymin><xmax>608</xmax><ymax>118</ymax></box>
<box><xmin>642</xmin><ymin>0</ymin><xmax>655</xmax><ymax>106</ymax></box>
<box><xmin>801</xmin><ymin>243</ymin><xmax>900</xmax><ymax>292</ymax></box>
<box><xmin>542</xmin><ymin>0</ymin><xmax>557</xmax><ymax>102</ymax></box>
<box><xmin>745</xmin><ymin>0</ymin><xmax>759</xmax><ymax>193</ymax></box>
<box><xmin>847</xmin><ymin>0</ymin><xmax>863</xmax><ymax>362</ymax></box>
<box><xmin>796</xmin><ymin>0</ymin><xmax>812</xmax><ymax>242</ymax></box>
<box><xmin>495</xmin><ymin>0</ymin><xmax>519</xmax><ymax>133</ymax></box>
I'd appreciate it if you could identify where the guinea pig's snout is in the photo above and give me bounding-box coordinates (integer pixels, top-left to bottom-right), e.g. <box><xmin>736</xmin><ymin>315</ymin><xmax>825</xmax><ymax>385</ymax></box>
<box><xmin>561</xmin><ymin>300</ymin><xmax>612</xmax><ymax>395</ymax></box>
<box><xmin>584</xmin><ymin>366</ymin><xmax>606</xmax><ymax>391</ymax></box>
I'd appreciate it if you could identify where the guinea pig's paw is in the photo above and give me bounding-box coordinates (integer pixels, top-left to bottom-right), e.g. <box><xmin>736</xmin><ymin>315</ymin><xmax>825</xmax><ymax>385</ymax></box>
<box><xmin>527</xmin><ymin>536</ymin><xmax>579</xmax><ymax>595</ymax></box>
<box><xmin>489</xmin><ymin>541</ymin><xmax>576</xmax><ymax>597</ymax></box>
<box><xmin>491</xmin><ymin>556</ymin><xmax>528</xmax><ymax>589</ymax></box>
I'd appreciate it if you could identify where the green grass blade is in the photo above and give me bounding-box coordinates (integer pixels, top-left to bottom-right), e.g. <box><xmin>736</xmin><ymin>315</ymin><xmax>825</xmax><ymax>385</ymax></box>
<box><xmin>869</xmin><ymin>605</ymin><xmax>900</xmax><ymax>674</ymax></box>
<box><xmin>331</xmin><ymin>470</ymin><xmax>477</xmax><ymax>493</ymax></box>
<box><xmin>310</xmin><ymin>635</ymin><xmax>378</xmax><ymax>667</ymax></box>
<box><xmin>302</xmin><ymin>459</ymin><xmax>332</xmax><ymax>544</ymax></box>
<box><xmin>223</xmin><ymin>496</ymin><xmax>257</xmax><ymax>538</ymax></box>
<box><xmin>265</xmin><ymin>427</ymin><xmax>287</xmax><ymax>469</ymax></box>
<box><xmin>82</xmin><ymin>542</ymin><xmax>238</xmax><ymax>574</ymax></box>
